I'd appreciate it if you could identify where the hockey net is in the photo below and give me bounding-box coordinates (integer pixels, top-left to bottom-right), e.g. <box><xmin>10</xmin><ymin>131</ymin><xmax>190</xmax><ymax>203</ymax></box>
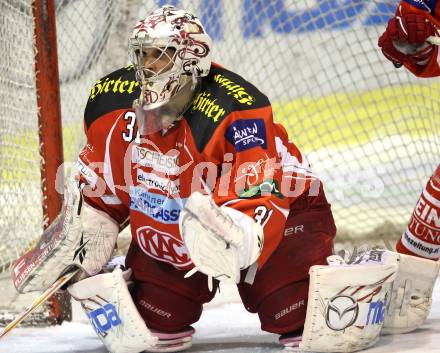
<box><xmin>0</xmin><ymin>0</ymin><xmax>439</xmax><ymax>325</ymax></box>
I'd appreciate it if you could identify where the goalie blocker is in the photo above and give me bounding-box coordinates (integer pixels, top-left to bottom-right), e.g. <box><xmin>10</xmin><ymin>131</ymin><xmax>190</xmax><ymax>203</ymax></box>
<box><xmin>12</xmin><ymin>178</ymin><xmax>120</xmax><ymax>293</ymax></box>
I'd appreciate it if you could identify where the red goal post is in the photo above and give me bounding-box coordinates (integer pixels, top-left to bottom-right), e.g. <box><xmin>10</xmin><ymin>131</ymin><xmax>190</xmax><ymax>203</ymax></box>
<box><xmin>0</xmin><ymin>0</ymin><xmax>68</xmax><ymax>326</ymax></box>
<box><xmin>0</xmin><ymin>0</ymin><xmax>137</xmax><ymax>327</ymax></box>
<box><xmin>33</xmin><ymin>0</ymin><xmax>69</xmax><ymax>325</ymax></box>
<box><xmin>34</xmin><ymin>0</ymin><xmax>64</xmax><ymax>225</ymax></box>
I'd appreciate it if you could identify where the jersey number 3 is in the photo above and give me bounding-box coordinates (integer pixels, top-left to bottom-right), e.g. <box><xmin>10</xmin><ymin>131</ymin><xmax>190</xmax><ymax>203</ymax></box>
<box><xmin>122</xmin><ymin>111</ymin><xmax>140</xmax><ymax>142</ymax></box>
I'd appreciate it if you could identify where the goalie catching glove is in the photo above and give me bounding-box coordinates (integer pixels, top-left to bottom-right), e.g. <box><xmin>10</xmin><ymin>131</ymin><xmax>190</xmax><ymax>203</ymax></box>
<box><xmin>12</xmin><ymin>178</ymin><xmax>119</xmax><ymax>293</ymax></box>
<box><xmin>378</xmin><ymin>8</ymin><xmax>438</xmax><ymax>69</ymax></box>
<box><xmin>179</xmin><ymin>192</ymin><xmax>264</xmax><ymax>291</ymax></box>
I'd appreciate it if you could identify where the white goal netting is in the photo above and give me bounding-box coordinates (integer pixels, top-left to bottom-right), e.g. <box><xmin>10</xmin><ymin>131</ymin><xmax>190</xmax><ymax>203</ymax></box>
<box><xmin>0</xmin><ymin>0</ymin><xmax>137</xmax><ymax>324</ymax></box>
<box><xmin>0</xmin><ymin>0</ymin><xmax>439</xmax><ymax>323</ymax></box>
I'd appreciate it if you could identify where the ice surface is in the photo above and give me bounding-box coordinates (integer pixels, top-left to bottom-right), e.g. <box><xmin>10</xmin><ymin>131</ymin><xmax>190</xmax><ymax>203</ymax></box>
<box><xmin>1</xmin><ymin>280</ymin><xmax>439</xmax><ymax>353</ymax></box>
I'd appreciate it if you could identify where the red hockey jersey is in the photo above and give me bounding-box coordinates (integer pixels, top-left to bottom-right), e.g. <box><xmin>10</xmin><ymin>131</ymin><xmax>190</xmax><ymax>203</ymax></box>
<box><xmin>77</xmin><ymin>63</ymin><xmax>316</xmax><ymax>271</ymax></box>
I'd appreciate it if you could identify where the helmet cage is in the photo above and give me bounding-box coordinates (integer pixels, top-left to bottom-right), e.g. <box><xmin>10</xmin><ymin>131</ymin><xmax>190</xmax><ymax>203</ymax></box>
<box><xmin>128</xmin><ymin>36</ymin><xmax>187</xmax><ymax>85</ymax></box>
<box><xmin>129</xmin><ymin>5</ymin><xmax>212</xmax><ymax>132</ymax></box>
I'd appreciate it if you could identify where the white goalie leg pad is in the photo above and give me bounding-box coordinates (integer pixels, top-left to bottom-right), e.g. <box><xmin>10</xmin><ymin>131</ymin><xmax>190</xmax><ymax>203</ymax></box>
<box><xmin>382</xmin><ymin>253</ymin><xmax>440</xmax><ymax>334</ymax></box>
<box><xmin>180</xmin><ymin>192</ymin><xmax>263</xmax><ymax>288</ymax></box>
<box><xmin>13</xmin><ymin>178</ymin><xmax>119</xmax><ymax>292</ymax></box>
<box><xmin>299</xmin><ymin>250</ymin><xmax>399</xmax><ymax>352</ymax></box>
<box><xmin>68</xmin><ymin>268</ymin><xmax>158</xmax><ymax>353</ymax></box>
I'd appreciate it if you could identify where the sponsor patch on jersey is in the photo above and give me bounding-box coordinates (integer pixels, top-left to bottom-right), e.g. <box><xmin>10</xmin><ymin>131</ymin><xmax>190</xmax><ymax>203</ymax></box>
<box><xmin>225</xmin><ymin>119</ymin><xmax>267</xmax><ymax>152</ymax></box>
<box><xmin>213</xmin><ymin>73</ymin><xmax>256</xmax><ymax>106</ymax></box>
<box><xmin>130</xmin><ymin>186</ymin><xmax>185</xmax><ymax>224</ymax></box>
<box><xmin>136</xmin><ymin>226</ymin><xmax>192</xmax><ymax>268</ymax></box>
<box><xmin>238</xmin><ymin>179</ymin><xmax>284</xmax><ymax>199</ymax></box>
<box><xmin>76</xmin><ymin>158</ymin><xmax>99</xmax><ymax>187</ymax></box>
<box><xmin>132</xmin><ymin>146</ymin><xmax>179</xmax><ymax>175</ymax></box>
<box><xmin>137</xmin><ymin>169</ymin><xmax>180</xmax><ymax>195</ymax></box>
<box><xmin>89</xmin><ymin>73</ymin><xmax>140</xmax><ymax>100</ymax></box>
<box><xmin>191</xmin><ymin>91</ymin><xmax>227</xmax><ymax>122</ymax></box>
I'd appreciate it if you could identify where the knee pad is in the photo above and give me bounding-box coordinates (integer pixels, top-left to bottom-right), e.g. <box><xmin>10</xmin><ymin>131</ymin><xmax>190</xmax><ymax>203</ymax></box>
<box><xmin>257</xmin><ymin>279</ymin><xmax>308</xmax><ymax>334</ymax></box>
<box><xmin>133</xmin><ymin>281</ymin><xmax>203</xmax><ymax>333</ymax></box>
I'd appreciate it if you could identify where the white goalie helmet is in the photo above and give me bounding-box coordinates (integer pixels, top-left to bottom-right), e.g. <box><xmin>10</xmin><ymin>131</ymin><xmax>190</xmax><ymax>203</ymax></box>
<box><xmin>129</xmin><ymin>5</ymin><xmax>212</xmax><ymax>134</ymax></box>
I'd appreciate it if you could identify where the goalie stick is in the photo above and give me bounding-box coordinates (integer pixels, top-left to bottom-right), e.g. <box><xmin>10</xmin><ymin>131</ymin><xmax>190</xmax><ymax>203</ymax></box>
<box><xmin>0</xmin><ymin>268</ymin><xmax>79</xmax><ymax>339</ymax></box>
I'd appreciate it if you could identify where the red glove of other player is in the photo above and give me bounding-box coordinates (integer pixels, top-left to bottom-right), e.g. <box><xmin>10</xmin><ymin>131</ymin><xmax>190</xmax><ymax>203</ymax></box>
<box><xmin>378</xmin><ymin>13</ymin><xmax>437</xmax><ymax>68</ymax></box>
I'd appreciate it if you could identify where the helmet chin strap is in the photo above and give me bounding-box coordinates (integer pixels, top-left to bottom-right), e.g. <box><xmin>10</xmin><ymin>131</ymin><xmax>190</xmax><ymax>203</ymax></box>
<box><xmin>190</xmin><ymin>65</ymin><xmax>199</xmax><ymax>91</ymax></box>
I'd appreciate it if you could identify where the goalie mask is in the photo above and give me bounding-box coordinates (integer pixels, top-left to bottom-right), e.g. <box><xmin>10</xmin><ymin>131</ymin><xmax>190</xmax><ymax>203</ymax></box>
<box><xmin>129</xmin><ymin>5</ymin><xmax>212</xmax><ymax>134</ymax></box>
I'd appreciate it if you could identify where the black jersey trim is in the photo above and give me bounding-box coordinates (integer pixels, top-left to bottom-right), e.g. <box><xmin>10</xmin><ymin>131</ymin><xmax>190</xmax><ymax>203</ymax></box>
<box><xmin>183</xmin><ymin>65</ymin><xmax>270</xmax><ymax>152</ymax></box>
<box><xmin>84</xmin><ymin>66</ymin><xmax>140</xmax><ymax>130</ymax></box>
